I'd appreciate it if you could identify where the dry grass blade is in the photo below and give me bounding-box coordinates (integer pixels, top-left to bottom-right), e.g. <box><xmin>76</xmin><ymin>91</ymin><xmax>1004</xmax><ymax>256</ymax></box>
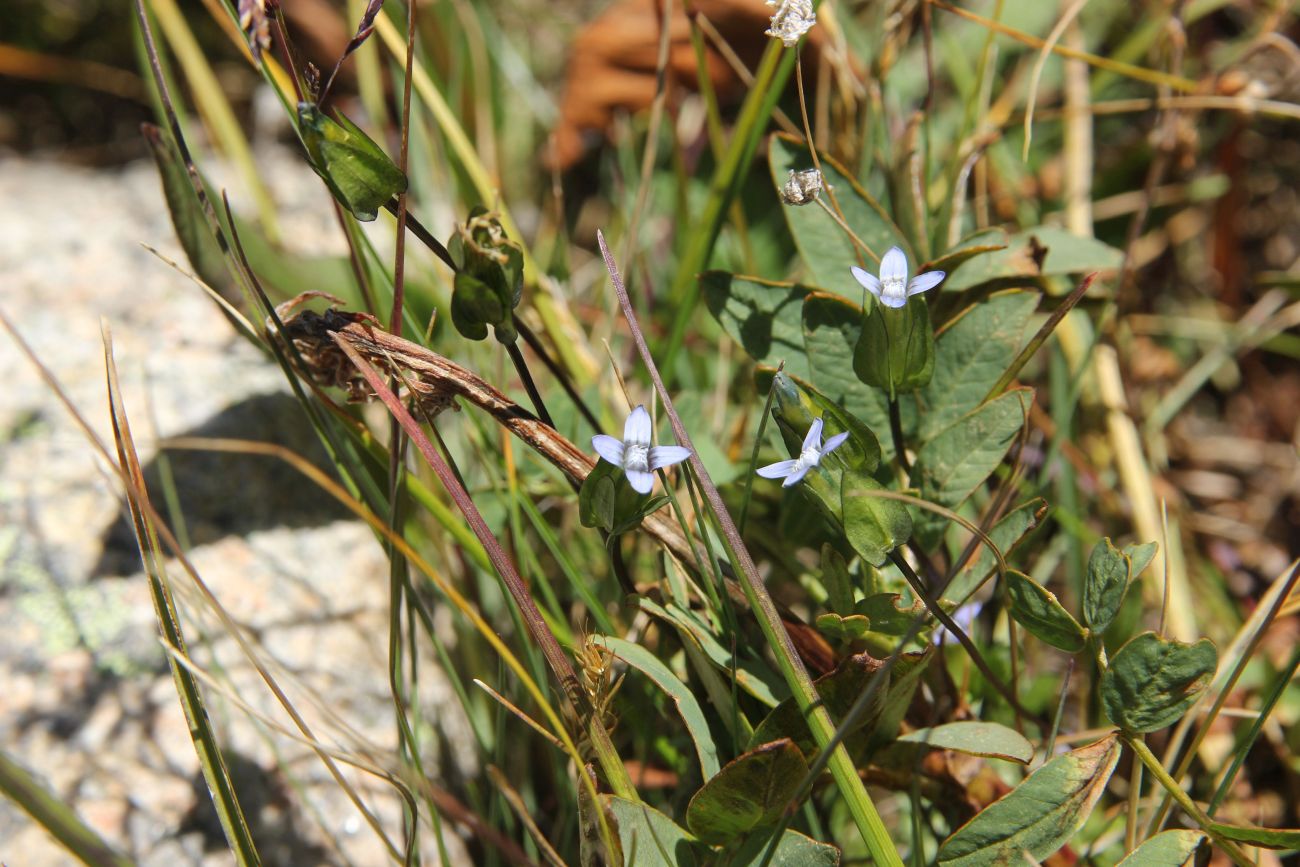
<box><xmin>101</xmin><ymin>323</ymin><xmax>263</xmax><ymax>867</ymax></box>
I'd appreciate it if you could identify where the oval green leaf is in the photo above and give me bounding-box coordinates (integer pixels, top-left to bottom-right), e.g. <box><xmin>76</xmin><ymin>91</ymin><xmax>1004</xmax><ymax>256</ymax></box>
<box><xmin>703</xmin><ymin>271</ymin><xmax>812</xmax><ymax>378</ymax></box>
<box><xmin>937</xmin><ymin>733</ymin><xmax>1121</xmax><ymax>866</ymax></box>
<box><xmin>769</xmin><ymin>133</ymin><xmax>906</xmax><ymax>297</ymax></box>
<box><xmin>1101</xmin><ymin>632</ymin><xmax>1218</xmax><ymax>733</ymax></box>
<box><xmin>1115</xmin><ymin>830</ymin><xmax>1207</xmax><ymax>867</ymax></box>
<box><xmin>603</xmin><ymin>796</ymin><xmax>701</xmax><ymax>866</ymax></box>
<box><xmin>1005</xmin><ymin>570</ymin><xmax>1087</xmax><ymax>653</ymax></box>
<box><xmin>686</xmin><ymin>739</ymin><xmax>809</xmax><ymax>846</ymax></box>
<box><xmin>801</xmin><ymin>293</ymin><xmax>904</xmax><ymax>458</ymax></box>
<box><xmin>841</xmin><ymin>470</ymin><xmax>913</xmax><ymax>567</ymax></box>
<box><xmin>913</xmin><ymin>390</ymin><xmax>1029</xmax><ymax>548</ymax></box>
<box><xmin>920</xmin><ymin>291</ymin><xmax>1040</xmax><ymax>443</ymax></box>
<box><xmin>1083</xmin><ymin>537</ymin><xmax>1133</xmax><ymax>633</ymax></box>
<box><xmin>897</xmin><ymin>721</ymin><xmax>1034</xmax><ymax>764</ymax></box>
<box><xmin>730</xmin><ymin>828</ymin><xmax>841</xmax><ymax>866</ymax></box>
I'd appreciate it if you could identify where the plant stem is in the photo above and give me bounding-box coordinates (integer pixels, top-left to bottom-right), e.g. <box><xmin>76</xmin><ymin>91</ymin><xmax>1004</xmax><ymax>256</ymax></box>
<box><xmin>888</xmin><ymin>396</ymin><xmax>912</xmax><ymax>477</ymax></box>
<box><xmin>1124</xmin><ymin>735</ymin><xmax>1253</xmax><ymax>867</ymax></box>
<box><xmin>505</xmin><ymin>339</ymin><xmax>554</xmax><ymax>428</ymax></box>
<box><xmin>600</xmin><ymin>233</ymin><xmax>904</xmax><ymax>867</ymax></box>
<box><xmin>889</xmin><ymin>551</ymin><xmax>1038</xmax><ymax>725</ymax></box>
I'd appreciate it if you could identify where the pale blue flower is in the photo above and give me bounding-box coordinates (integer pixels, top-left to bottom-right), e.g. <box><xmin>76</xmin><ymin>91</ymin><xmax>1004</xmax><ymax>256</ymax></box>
<box><xmin>756</xmin><ymin>417</ymin><xmax>849</xmax><ymax>488</ymax></box>
<box><xmin>850</xmin><ymin>246</ymin><xmax>945</xmax><ymax>309</ymax></box>
<box><xmin>592</xmin><ymin>405</ymin><xmax>691</xmax><ymax>494</ymax></box>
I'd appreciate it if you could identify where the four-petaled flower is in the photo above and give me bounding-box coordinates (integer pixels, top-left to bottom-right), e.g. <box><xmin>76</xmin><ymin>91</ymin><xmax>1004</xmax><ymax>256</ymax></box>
<box><xmin>592</xmin><ymin>405</ymin><xmax>692</xmax><ymax>494</ymax></box>
<box><xmin>850</xmin><ymin>246</ymin><xmax>945</xmax><ymax>309</ymax></box>
<box><xmin>756</xmin><ymin>417</ymin><xmax>849</xmax><ymax>488</ymax></box>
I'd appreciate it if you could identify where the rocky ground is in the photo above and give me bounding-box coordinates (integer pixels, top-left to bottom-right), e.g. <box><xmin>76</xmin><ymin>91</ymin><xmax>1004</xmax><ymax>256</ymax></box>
<box><xmin>0</xmin><ymin>148</ymin><xmax>468</xmax><ymax>865</ymax></box>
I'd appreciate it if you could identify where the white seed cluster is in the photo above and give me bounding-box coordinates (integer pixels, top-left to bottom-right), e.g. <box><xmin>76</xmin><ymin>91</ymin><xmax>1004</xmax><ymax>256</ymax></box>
<box><xmin>765</xmin><ymin>0</ymin><xmax>816</xmax><ymax>48</ymax></box>
<box><xmin>780</xmin><ymin>168</ymin><xmax>823</xmax><ymax>206</ymax></box>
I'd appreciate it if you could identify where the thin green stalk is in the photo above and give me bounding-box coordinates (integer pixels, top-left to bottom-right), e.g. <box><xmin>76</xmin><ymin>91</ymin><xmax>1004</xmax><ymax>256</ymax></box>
<box><xmin>888</xmin><ymin>396</ymin><xmax>912</xmax><ymax>477</ymax></box>
<box><xmin>662</xmin><ymin>39</ymin><xmax>796</xmax><ymax>365</ymax></box>
<box><xmin>600</xmin><ymin>233</ymin><xmax>904</xmax><ymax>867</ymax></box>
<box><xmin>1207</xmin><ymin>643</ymin><xmax>1300</xmax><ymax>817</ymax></box>
<box><xmin>0</xmin><ymin>750</ymin><xmax>134</xmax><ymax>867</ymax></box>
<box><xmin>889</xmin><ymin>551</ymin><xmax>1037</xmax><ymax>723</ymax></box>
<box><xmin>1124</xmin><ymin>735</ymin><xmax>1253</xmax><ymax>867</ymax></box>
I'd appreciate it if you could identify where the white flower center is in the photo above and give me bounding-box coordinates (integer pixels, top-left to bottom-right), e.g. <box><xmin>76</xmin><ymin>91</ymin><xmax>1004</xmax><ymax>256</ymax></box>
<box><xmin>798</xmin><ymin>445</ymin><xmax>822</xmax><ymax>469</ymax></box>
<box><xmin>881</xmin><ymin>275</ymin><xmax>907</xmax><ymax>302</ymax></box>
<box><xmin>624</xmin><ymin>443</ymin><xmax>650</xmax><ymax>472</ymax></box>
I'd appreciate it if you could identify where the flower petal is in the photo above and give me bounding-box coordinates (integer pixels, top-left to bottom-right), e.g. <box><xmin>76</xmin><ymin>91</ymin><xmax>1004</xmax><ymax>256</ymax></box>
<box><xmin>821</xmin><ymin>431</ymin><xmax>850</xmax><ymax>457</ymax></box>
<box><xmin>756</xmin><ymin>459</ymin><xmax>798</xmax><ymax>479</ymax></box>
<box><xmin>880</xmin><ymin>246</ymin><xmax>909</xmax><ymax>284</ymax></box>
<box><xmin>878</xmin><ymin>293</ymin><xmax>908</xmax><ymax>309</ymax></box>
<box><xmin>623</xmin><ymin>404</ymin><xmax>652</xmax><ymax>447</ymax></box>
<box><xmin>907</xmin><ymin>270</ymin><xmax>945</xmax><ymax>296</ymax></box>
<box><xmin>624</xmin><ymin>468</ymin><xmax>654</xmax><ymax>494</ymax></box>
<box><xmin>850</xmin><ymin>265</ymin><xmax>881</xmax><ymax>298</ymax></box>
<box><xmin>591</xmin><ymin>434</ymin><xmax>625</xmax><ymax>466</ymax></box>
<box><xmin>802</xmin><ymin>417</ymin><xmax>824</xmax><ymax>452</ymax></box>
<box><xmin>648</xmin><ymin>445</ymin><xmax>691</xmax><ymax>470</ymax></box>
<box><xmin>782</xmin><ymin>464</ymin><xmax>812</xmax><ymax>487</ymax></box>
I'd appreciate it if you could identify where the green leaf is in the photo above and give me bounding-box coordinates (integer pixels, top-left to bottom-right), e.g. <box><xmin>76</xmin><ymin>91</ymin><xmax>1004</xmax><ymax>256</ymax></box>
<box><xmin>703</xmin><ymin>272</ymin><xmax>811</xmax><ymax>378</ymax></box>
<box><xmin>603</xmin><ymin>796</ymin><xmax>702</xmax><ymax>866</ymax></box>
<box><xmin>1125</xmin><ymin>541</ymin><xmax>1159</xmax><ymax>579</ymax></box>
<box><xmin>298</xmin><ymin>102</ymin><xmax>406</xmax><ymax>222</ymax></box>
<box><xmin>638</xmin><ymin>599</ymin><xmax>785</xmax><ymax>707</ymax></box>
<box><xmin>686</xmin><ymin>739</ymin><xmax>809</xmax><ymax>846</ymax></box>
<box><xmin>815</xmin><ymin>612</ymin><xmax>873</xmax><ymax>642</ymax></box>
<box><xmin>1207</xmin><ymin>823</ymin><xmax>1300</xmax><ymax>850</ymax></box>
<box><xmin>943</xmin><ymin>227</ymin><xmax>1123</xmax><ymax>292</ymax></box>
<box><xmin>578</xmin><ymin>460</ymin><xmax>662</xmax><ymax>535</ymax></box>
<box><xmin>801</xmin><ymin>293</ymin><xmax>893</xmax><ymax>444</ymax></box>
<box><xmin>866</xmin><ymin>649</ymin><xmax>933</xmax><ymax>753</ymax></box>
<box><xmin>1101</xmin><ymin>632</ymin><xmax>1218</xmax><ymax>733</ymax></box>
<box><xmin>141</xmin><ymin>123</ymin><xmax>237</xmax><ymax>300</ymax></box>
<box><xmin>1083</xmin><ymin>538</ymin><xmax>1133</xmax><ymax>633</ymax></box>
<box><xmin>947</xmin><ymin>498</ymin><xmax>1047</xmax><ymax>604</ymax></box>
<box><xmin>821</xmin><ymin>544</ymin><xmax>855</xmax><ymax>615</ymax></box>
<box><xmin>748</xmin><ymin>652</ymin><xmax>888</xmax><ymax>756</ymax></box>
<box><xmin>854</xmin><ymin>295</ymin><xmax>936</xmax><ymax>398</ymax></box>
<box><xmin>913</xmin><ymin>390</ymin><xmax>1029</xmax><ymax>548</ymax></box>
<box><xmin>937</xmin><ymin>733</ymin><xmax>1121</xmax><ymax>866</ymax></box>
<box><xmin>920</xmin><ymin>291</ymin><xmax>1040</xmax><ymax>442</ymax></box>
<box><xmin>729</xmin><ymin>829</ymin><xmax>842</xmax><ymax>866</ymax></box>
<box><xmin>923</xmin><ymin>233</ymin><xmax>1008</xmax><ymax>275</ymax></box>
<box><xmin>841</xmin><ymin>471</ymin><xmax>913</xmax><ymax>567</ymax></box>
<box><xmin>600</xmin><ymin>637</ymin><xmax>721</xmax><ymax>781</ymax></box>
<box><xmin>802</xmin><ymin>382</ymin><xmax>882</xmax><ymax>473</ymax></box>
<box><xmin>769</xmin><ymin>133</ymin><xmax>906</xmax><ymax>297</ymax></box>
<box><xmin>1115</xmin><ymin>830</ymin><xmax>1207</xmax><ymax>867</ymax></box>
<box><xmin>897</xmin><ymin>721</ymin><xmax>1034</xmax><ymax>764</ymax></box>
<box><xmin>767</xmin><ymin>373</ymin><xmax>890</xmax><ymax>542</ymax></box>
<box><xmin>1005</xmin><ymin>570</ymin><xmax>1087</xmax><ymax>653</ymax></box>
<box><xmin>853</xmin><ymin>592</ymin><xmax>925</xmax><ymax>637</ymax></box>
<box><xmin>450</xmin><ymin>272</ymin><xmax>500</xmax><ymax>340</ymax></box>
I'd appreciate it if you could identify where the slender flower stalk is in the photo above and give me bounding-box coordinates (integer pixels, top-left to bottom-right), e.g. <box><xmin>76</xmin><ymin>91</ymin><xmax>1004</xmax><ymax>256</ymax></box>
<box><xmin>756</xmin><ymin>417</ymin><xmax>849</xmax><ymax>487</ymax></box>
<box><xmin>592</xmin><ymin>405</ymin><xmax>691</xmax><ymax>494</ymax></box>
<box><xmin>851</xmin><ymin>246</ymin><xmax>945</xmax><ymax>309</ymax></box>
